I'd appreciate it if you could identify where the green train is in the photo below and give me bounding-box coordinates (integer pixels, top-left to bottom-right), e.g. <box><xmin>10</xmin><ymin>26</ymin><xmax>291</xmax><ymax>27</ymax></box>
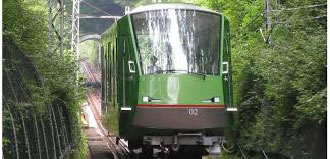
<box><xmin>101</xmin><ymin>3</ymin><xmax>234</xmax><ymax>158</ymax></box>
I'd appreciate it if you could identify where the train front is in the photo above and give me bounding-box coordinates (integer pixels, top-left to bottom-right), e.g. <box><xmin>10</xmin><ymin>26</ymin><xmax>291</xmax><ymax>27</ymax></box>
<box><xmin>128</xmin><ymin>4</ymin><xmax>232</xmax><ymax>156</ymax></box>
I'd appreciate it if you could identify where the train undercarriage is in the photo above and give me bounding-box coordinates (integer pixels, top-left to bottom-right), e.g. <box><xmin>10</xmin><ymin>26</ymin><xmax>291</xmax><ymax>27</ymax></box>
<box><xmin>127</xmin><ymin>133</ymin><xmax>225</xmax><ymax>159</ymax></box>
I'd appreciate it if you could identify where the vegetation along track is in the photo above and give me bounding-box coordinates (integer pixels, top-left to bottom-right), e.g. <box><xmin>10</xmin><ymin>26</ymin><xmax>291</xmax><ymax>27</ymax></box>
<box><xmin>80</xmin><ymin>60</ymin><xmax>131</xmax><ymax>159</ymax></box>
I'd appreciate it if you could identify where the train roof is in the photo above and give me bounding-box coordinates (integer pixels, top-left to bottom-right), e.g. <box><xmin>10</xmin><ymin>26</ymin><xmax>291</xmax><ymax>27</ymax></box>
<box><xmin>129</xmin><ymin>3</ymin><xmax>221</xmax><ymax>15</ymax></box>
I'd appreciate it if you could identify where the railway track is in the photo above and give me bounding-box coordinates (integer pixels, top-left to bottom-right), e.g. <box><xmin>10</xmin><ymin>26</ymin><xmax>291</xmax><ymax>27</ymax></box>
<box><xmin>80</xmin><ymin>60</ymin><xmax>132</xmax><ymax>159</ymax></box>
<box><xmin>81</xmin><ymin>60</ymin><xmax>203</xmax><ymax>159</ymax></box>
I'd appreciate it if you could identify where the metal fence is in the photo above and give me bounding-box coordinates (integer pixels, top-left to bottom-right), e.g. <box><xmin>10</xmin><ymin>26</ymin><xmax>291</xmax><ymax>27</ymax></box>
<box><xmin>3</xmin><ymin>37</ymin><xmax>78</xmax><ymax>159</ymax></box>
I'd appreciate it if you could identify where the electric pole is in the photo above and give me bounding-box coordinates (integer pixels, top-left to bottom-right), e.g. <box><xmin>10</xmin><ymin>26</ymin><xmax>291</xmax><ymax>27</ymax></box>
<box><xmin>71</xmin><ymin>0</ymin><xmax>80</xmax><ymax>60</ymax></box>
<box><xmin>264</xmin><ymin>0</ymin><xmax>272</xmax><ymax>44</ymax></box>
<box><xmin>49</xmin><ymin>0</ymin><xmax>65</xmax><ymax>59</ymax></box>
<box><xmin>265</xmin><ymin>0</ymin><xmax>272</xmax><ymax>30</ymax></box>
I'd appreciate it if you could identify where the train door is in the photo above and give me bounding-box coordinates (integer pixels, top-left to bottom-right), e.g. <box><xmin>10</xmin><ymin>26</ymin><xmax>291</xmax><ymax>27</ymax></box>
<box><xmin>125</xmin><ymin>35</ymin><xmax>137</xmax><ymax>108</ymax></box>
<box><xmin>118</xmin><ymin>36</ymin><xmax>136</xmax><ymax>108</ymax></box>
<box><xmin>222</xmin><ymin>18</ymin><xmax>234</xmax><ymax>110</ymax></box>
<box><xmin>119</xmin><ymin>34</ymin><xmax>138</xmax><ymax>136</ymax></box>
<box><xmin>117</xmin><ymin>37</ymin><xmax>126</xmax><ymax>108</ymax></box>
<box><xmin>117</xmin><ymin>36</ymin><xmax>128</xmax><ymax>136</ymax></box>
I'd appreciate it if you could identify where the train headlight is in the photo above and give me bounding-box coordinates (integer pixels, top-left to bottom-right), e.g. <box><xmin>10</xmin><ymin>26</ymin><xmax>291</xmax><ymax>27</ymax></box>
<box><xmin>214</xmin><ymin>97</ymin><xmax>220</xmax><ymax>103</ymax></box>
<box><xmin>142</xmin><ymin>96</ymin><xmax>162</xmax><ymax>103</ymax></box>
<box><xmin>202</xmin><ymin>97</ymin><xmax>220</xmax><ymax>103</ymax></box>
<box><xmin>143</xmin><ymin>96</ymin><xmax>149</xmax><ymax>102</ymax></box>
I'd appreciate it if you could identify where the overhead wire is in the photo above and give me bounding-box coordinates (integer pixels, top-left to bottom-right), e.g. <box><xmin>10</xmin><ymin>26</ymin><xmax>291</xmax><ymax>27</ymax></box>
<box><xmin>238</xmin><ymin>2</ymin><xmax>327</xmax><ymax>30</ymax></box>
<box><xmin>80</xmin><ymin>0</ymin><xmax>112</xmax><ymax>16</ymax></box>
<box><xmin>274</xmin><ymin>15</ymin><xmax>326</xmax><ymax>25</ymax></box>
<box><xmin>271</xmin><ymin>3</ymin><xmax>326</xmax><ymax>12</ymax></box>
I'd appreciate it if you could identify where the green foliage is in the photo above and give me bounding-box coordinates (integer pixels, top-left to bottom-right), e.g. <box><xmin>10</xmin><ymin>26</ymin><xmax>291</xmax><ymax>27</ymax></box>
<box><xmin>219</xmin><ymin>152</ymin><xmax>241</xmax><ymax>159</ymax></box>
<box><xmin>25</xmin><ymin>82</ymin><xmax>54</xmax><ymax>114</ymax></box>
<box><xmin>80</xmin><ymin>40</ymin><xmax>100</xmax><ymax>67</ymax></box>
<box><xmin>4</xmin><ymin>0</ymin><xmax>85</xmax><ymax>111</ymax></box>
<box><xmin>103</xmin><ymin>102</ymin><xmax>119</xmax><ymax>134</ymax></box>
<box><xmin>194</xmin><ymin>0</ymin><xmax>327</xmax><ymax>158</ymax></box>
<box><xmin>4</xmin><ymin>0</ymin><xmax>86</xmax><ymax>154</ymax></box>
<box><xmin>68</xmin><ymin>132</ymin><xmax>89</xmax><ymax>159</ymax></box>
<box><xmin>3</xmin><ymin>0</ymin><xmax>48</xmax><ymax>56</ymax></box>
<box><xmin>2</xmin><ymin>108</ymin><xmax>12</xmax><ymax>148</ymax></box>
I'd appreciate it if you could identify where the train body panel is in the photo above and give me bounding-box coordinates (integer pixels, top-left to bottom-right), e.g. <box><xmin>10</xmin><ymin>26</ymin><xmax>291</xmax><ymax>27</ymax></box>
<box><xmin>101</xmin><ymin>3</ymin><xmax>233</xmax><ymax>154</ymax></box>
<box><xmin>133</xmin><ymin>106</ymin><xmax>228</xmax><ymax>129</ymax></box>
<box><xmin>138</xmin><ymin>74</ymin><xmax>223</xmax><ymax>105</ymax></box>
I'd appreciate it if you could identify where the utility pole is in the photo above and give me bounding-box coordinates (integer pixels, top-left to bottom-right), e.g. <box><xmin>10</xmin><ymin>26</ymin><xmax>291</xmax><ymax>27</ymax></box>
<box><xmin>265</xmin><ymin>0</ymin><xmax>272</xmax><ymax>30</ymax></box>
<box><xmin>49</xmin><ymin>0</ymin><xmax>65</xmax><ymax>59</ymax></box>
<box><xmin>71</xmin><ymin>0</ymin><xmax>80</xmax><ymax>60</ymax></box>
<box><xmin>264</xmin><ymin>0</ymin><xmax>272</xmax><ymax>44</ymax></box>
<box><xmin>71</xmin><ymin>0</ymin><xmax>121</xmax><ymax>60</ymax></box>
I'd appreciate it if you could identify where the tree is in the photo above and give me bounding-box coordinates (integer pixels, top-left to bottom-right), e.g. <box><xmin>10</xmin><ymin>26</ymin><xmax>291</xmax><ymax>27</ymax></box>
<box><xmin>196</xmin><ymin>0</ymin><xmax>326</xmax><ymax>158</ymax></box>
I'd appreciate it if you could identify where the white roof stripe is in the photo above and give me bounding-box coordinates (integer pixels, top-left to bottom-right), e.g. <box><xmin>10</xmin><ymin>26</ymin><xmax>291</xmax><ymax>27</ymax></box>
<box><xmin>129</xmin><ymin>3</ymin><xmax>221</xmax><ymax>15</ymax></box>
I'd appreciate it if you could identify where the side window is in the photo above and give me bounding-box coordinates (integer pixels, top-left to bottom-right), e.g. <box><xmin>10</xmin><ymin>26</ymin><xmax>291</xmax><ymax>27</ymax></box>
<box><xmin>121</xmin><ymin>38</ymin><xmax>126</xmax><ymax>76</ymax></box>
<box><xmin>107</xmin><ymin>42</ymin><xmax>111</xmax><ymax>101</ymax></box>
<box><xmin>101</xmin><ymin>46</ymin><xmax>105</xmax><ymax>100</ymax></box>
<box><xmin>225</xmin><ymin>19</ymin><xmax>230</xmax><ymax>55</ymax></box>
<box><xmin>122</xmin><ymin>38</ymin><xmax>126</xmax><ymax>56</ymax></box>
<box><xmin>104</xmin><ymin>45</ymin><xmax>108</xmax><ymax>103</ymax></box>
<box><xmin>225</xmin><ymin>33</ymin><xmax>229</xmax><ymax>55</ymax></box>
<box><xmin>111</xmin><ymin>45</ymin><xmax>115</xmax><ymax>105</ymax></box>
<box><xmin>101</xmin><ymin>46</ymin><xmax>104</xmax><ymax>73</ymax></box>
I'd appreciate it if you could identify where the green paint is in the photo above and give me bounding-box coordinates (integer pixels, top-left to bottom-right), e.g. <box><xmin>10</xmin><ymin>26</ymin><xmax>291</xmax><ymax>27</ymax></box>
<box><xmin>138</xmin><ymin>74</ymin><xmax>223</xmax><ymax>104</ymax></box>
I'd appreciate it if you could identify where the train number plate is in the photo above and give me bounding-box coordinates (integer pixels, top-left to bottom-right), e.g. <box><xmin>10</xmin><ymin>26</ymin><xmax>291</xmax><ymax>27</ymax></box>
<box><xmin>188</xmin><ymin>109</ymin><xmax>199</xmax><ymax>116</ymax></box>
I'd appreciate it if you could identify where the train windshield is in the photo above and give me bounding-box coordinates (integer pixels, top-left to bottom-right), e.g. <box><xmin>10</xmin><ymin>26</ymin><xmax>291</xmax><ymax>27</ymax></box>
<box><xmin>131</xmin><ymin>9</ymin><xmax>221</xmax><ymax>75</ymax></box>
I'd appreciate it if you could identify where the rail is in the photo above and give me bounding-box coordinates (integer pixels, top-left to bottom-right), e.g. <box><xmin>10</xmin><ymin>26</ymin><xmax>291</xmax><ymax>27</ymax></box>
<box><xmin>80</xmin><ymin>60</ymin><xmax>131</xmax><ymax>159</ymax></box>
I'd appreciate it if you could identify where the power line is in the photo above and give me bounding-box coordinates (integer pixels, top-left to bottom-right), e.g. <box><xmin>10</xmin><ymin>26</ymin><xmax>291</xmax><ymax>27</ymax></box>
<box><xmin>80</xmin><ymin>0</ymin><xmax>112</xmax><ymax>16</ymax></box>
<box><xmin>235</xmin><ymin>13</ymin><xmax>263</xmax><ymax>32</ymax></box>
<box><xmin>271</xmin><ymin>3</ymin><xmax>326</xmax><ymax>12</ymax></box>
<box><xmin>275</xmin><ymin>15</ymin><xmax>327</xmax><ymax>24</ymax></box>
<box><xmin>79</xmin><ymin>14</ymin><xmax>121</xmax><ymax>19</ymax></box>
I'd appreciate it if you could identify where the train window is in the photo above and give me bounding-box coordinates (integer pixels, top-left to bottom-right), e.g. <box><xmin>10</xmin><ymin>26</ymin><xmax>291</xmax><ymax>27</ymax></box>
<box><xmin>131</xmin><ymin>9</ymin><xmax>221</xmax><ymax>75</ymax></box>
<box><xmin>101</xmin><ymin>46</ymin><xmax>105</xmax><ymax>100</ymax></box>
<box><xmin>108</xmin><ymin>42</ymin><xmax>112</xmax><ymax>99</ymax></box>
<box><xmin>104</xmin><ymin>46</ymin><xmax>108</xmax><ymax>102</ymax></box>
<box><xmin>111</xmin><ymin>46</ymin><xmax>115</xmax><ymax>102</ymax></box>
<box><xmin>122</xmin><ymin>38</ymin><xmax>126</xmax><ymax>56</ymax></box>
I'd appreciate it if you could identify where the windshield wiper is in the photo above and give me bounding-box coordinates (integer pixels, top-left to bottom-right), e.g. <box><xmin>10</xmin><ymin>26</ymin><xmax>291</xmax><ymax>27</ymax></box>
<box><xmin>187</xmin><ymin>71</ymin><xmax>206</xmax><ymax>79</ymax></box>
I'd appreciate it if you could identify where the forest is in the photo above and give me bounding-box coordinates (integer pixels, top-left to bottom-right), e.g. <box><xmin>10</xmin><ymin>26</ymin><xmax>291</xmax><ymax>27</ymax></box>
<box><xmin>195</xmin><ymin>0</ymin><xmax>327</xmax><ymax>158</ymax></box>
<box><xmin>3</xmin><ymin>0</ymin><xmax>326</xmax><ymax>158</ymax></box>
